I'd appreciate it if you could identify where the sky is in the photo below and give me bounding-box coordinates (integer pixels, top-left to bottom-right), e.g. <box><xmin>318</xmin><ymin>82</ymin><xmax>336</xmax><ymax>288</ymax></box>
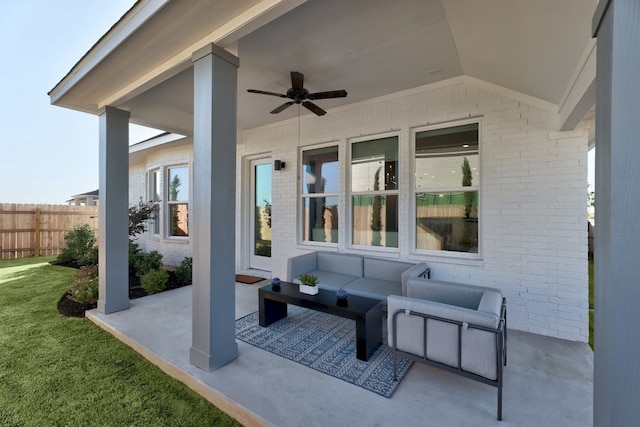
<box><xmin>0</xmin><ymin>1</ymin><xmax>159</xmax><ymax>204</ymax></box>
<box><xmin>0</xmin><ymin>1</ymin><xmax>596</xmax><ymax>205</ymax></box>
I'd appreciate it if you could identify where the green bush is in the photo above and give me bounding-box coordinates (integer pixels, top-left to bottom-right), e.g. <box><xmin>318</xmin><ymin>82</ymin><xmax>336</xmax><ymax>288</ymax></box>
<box><xmin>175</xmin><ymin>257</ymin><xmax>192</xmax><ymax>285</ymax></box>
<box><xmin>134</xmin><ymin>250</ymin><xmax>163</xmax><ymax>278</ymax></box>
<box><xmin>129</xmin><ymin>241</ymin><xmax>143</xmax><ymax>274</ymax></box>
<box><xmin>69</xmin><ymin>265</ymin><xmax>99</xmax><ymax>304</ymax></box>
<box><xmin>55</xmin><ymin>224</ymin><xmax>98</xmax><ymax>267</ymax></box>
<box><xmin>141</xmin><ymin>269</ymin><xmax>168</xmax><ymax>294</ymax></box>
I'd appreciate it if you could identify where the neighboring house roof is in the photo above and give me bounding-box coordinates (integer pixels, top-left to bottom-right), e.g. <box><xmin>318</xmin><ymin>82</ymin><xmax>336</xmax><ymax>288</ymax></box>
<box><xmin>48</xmin><ymin>0</ymin><xmax>597</xmax><ymax>133</ymax></box>
<box><xmin>70</xmin><ymin>189</ymin><xmax>99</xmax><ymax>198</ymax></box>
<box><xmin>66</xmin><ymin>189</ymin><xmax>99</xmax><ymax>204</ymax></box>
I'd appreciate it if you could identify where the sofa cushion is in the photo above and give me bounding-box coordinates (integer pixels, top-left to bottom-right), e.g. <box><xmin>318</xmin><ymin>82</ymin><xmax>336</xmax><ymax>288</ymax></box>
<box><xmin>303</xmin><ymin>270</ymin><xmax>358</xmax><ymax>291</ymax></box>
<box><xmin>363</xmin><ymin>258</ymin><xmax>414</xmax><ymax>282</ymax></box>
<box><xmin>343</xmin><ymin>277</ymin><xmax>402</xmax><ymax>301</ymax></box>
<box><xmin>317</xmin><ymin>252</ymin><xmax>363</xmax><ymax>277</ymax></box>
<box><xmin>287</xmin><ymin>252</ymin><xmax>318</xmax><ymax>281</ymax></box>
<box><xmin>406</xmin><ymin>278</ymin><xmax>486</xmax><ymax>310</ymax></box>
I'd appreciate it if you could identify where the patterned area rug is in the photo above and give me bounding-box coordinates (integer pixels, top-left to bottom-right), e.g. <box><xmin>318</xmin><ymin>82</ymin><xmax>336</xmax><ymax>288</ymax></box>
<box><xmin>235</xmin><ymin>306</ymin><xmax>413</xmax><ymax>398</ymax></box>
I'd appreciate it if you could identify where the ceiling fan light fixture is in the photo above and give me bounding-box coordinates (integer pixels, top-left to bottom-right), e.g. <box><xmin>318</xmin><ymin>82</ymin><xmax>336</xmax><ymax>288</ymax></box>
<box><xmin>247</xmin><ymin>71</ymin><xmax>347</xmax><ymax>117</ymax></box>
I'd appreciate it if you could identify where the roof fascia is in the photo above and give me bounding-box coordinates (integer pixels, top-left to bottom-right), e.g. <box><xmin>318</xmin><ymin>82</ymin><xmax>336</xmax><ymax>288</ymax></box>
<box><xmin>558</xmin><ymin>39</ymin><xmax>596</xmax><ymax>131</ymax></box>
<box><xmin>99</xmin><ymin>0</ymin><xmax>307</xmax><ymax>110</ymax></box>
<box><xmin>49</xmin><ymin>0</ymin><xmax>169</xmax><ymax>105</ymax></box>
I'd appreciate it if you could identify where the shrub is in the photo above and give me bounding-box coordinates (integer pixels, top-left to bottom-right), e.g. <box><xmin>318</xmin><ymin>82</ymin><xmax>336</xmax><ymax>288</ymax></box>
<box><xmin>129</xmin><ymin>199</ymin><xmax>159</xmax><ymax>237</ymax></box>
<box><xmin>141</xmin><ymin>269</ymin><xmax>168</xmax><ymax>294</ymax></box>
<box><xmin>55</xmin><ymin>224</ymin><xmax>98</xmax><ymax>267</ymax></box>
<box><xmin>69</xmin><ymin>265</ymin><xmax>99</xmax><ymax>304</ymax></box>
<box><xmin>175</xmin><ymin>257</ymin><xmax>192</xmax><ymax>285</ymax></box>
<box><xmin>129</xmin><ymin>240</ymin><xmax>142</xmax><ymax>274</ymax></box>
<box><xmin>134</xmin><ymin>250</ymin><xmax>163</xmax><ymax>278</ymax></box>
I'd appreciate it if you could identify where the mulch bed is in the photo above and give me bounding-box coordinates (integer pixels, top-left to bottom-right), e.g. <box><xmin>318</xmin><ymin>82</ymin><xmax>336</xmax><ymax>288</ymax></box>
<box><xmin>56</xmin><ymin>263</ymin><xmax>188</xmax><ymax>318</ymax></box>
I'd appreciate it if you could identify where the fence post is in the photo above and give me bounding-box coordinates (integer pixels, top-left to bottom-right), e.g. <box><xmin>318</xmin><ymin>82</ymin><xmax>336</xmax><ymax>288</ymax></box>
<box><xmin>34</xmin><ymin>208</ymin><xmax>41</xmax><ymax>257</ymax></box>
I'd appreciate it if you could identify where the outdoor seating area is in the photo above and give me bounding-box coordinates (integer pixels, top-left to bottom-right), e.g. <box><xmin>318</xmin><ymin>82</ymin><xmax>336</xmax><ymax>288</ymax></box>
<box><xmin>87</xmin><ymin>282</ymin><xmax>593</xmax><ymax>426</ymax></box>
<box><xmin>388</xmin><ymin>279</ymin><xmax>507</xmax><ymax>419</ymax></box>
<box><xmin>286</xmin><ymin>251</ymin><xmax>428</xmax><ymax>302</ymax></box>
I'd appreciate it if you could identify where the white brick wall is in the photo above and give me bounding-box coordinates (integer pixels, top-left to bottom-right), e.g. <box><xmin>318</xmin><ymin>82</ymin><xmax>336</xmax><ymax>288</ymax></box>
<box><xmin>238</xmin><ymin>78</ymin><xmax>589</xmax><ymax>342</ymax></box>
<box><xmin>130</xmin><ymin>77</ymin><xmax>590</xmax><ymax>342</ymax></box>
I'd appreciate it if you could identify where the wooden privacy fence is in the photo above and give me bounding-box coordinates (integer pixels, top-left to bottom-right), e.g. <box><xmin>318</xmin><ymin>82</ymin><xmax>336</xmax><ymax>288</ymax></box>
<box><xmin>0</xmin><ymin>204</ymin><xmax>99</xmax><ymax>260</ymax></box>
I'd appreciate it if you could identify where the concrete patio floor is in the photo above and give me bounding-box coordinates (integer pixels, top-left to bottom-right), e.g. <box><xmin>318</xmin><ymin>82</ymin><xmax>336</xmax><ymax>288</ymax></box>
<box><xmin>86</xmin><ymin>281</ymin><xmax>593</xmax><ymax>427</ymax></box>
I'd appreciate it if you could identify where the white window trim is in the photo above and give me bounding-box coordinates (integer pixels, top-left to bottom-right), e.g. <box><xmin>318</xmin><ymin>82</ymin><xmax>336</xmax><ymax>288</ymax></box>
<box><xmin>298</xmin><ymin>141</ymin><xmax>340</xmax><ymax>247</ymax></box>
<box><xmin>409</xmin><ymin>118</ymin><xmax>483</xmax><ymax>259</ymax></box>
<box><xmin>165</xmin><ymin>163</ymin><xmax>190</xmax><ymax>240</ymax></box>
<box><xmin>347</xmin><ymin>132</ymin><xmax>401</xmax><ymax>253</ymax></box>
<box><xmin>147</xmin><ymin>168</ymin><xmax>161</xmax><ymax>238</ymax></box>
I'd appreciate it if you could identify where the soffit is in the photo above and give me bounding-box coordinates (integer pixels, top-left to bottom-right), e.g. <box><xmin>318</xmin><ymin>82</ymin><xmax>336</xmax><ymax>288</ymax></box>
<box><xmin>51</xmin><ymin>0</ymin><xmax>597</xmax><ymax>134</ymax></box>
<box><xmin>441</xmin><ymin>0</ymin><xmax>596</xmax><ymax>104</ymax></box>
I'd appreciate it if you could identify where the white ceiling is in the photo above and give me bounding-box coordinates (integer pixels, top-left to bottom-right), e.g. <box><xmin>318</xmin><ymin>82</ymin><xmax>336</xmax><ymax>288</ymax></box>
<box><xmin>51</xmin><ymin>0</ymin><xmax>597</xmax><ymax>134</ymax></box>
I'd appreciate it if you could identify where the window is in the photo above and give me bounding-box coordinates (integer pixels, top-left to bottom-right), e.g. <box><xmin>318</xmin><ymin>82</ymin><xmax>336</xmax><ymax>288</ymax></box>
<box><xmin>148</xmin><ymin>169</ymin><xmax>160</xmax><ymax>235</ymax></box>
<box><xmin>301</xmin><ymin>145</ymin><xmax>339</xmax><ymax>243</ymax></box>
<box><xmin>351</xmin><ymin>136</ymin><xmax>398</xmax><ymax>248</ymax></box>
<box><xmin>414</xmin><ymin>123</ymin><xmax>479</xmax><ymax>253</ymax></box>
<box><xmin>167</xmin><ymin>166</ymin><xmax>189</xmax><ymax>237</ymax></box>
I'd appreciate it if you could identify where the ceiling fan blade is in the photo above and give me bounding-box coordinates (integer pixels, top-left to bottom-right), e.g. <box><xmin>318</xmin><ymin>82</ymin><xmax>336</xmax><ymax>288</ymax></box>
<box><xmin>307</xmin><ymin>90</ymin><xmax>348</xmax><ymax>100</ymax></box>
<box><xmin>247</xmin><ymin>89</ymin><xmax>287</xmax><ymax>98</ymax></box>
<box><xmin>291</xmin><ymin>71</ymin><xmax>304</xmax><ymax>91</ymax></box>
<box><xmin>302</xmin><ymin>101</ymin><xmax>326</xmax><ymax>116</ymax></box>
<box><xmin>270</xmin><ymin>101</ymin><xmax>295</xmax><ymax>114</ymax></box>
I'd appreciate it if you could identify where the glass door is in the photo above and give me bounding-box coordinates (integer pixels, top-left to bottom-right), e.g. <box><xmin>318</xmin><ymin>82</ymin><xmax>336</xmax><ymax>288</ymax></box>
<box><xmin>250</xmin><ymin>159</ymin><xmax>272</xmax><ymax>271</ymax></box>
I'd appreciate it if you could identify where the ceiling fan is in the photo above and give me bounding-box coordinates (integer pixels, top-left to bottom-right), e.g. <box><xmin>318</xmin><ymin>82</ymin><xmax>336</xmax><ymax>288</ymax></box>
<box><xmin>247</xmin><ymin>71</ymin><xmax>347</xmax><ymax>116</ymax></box>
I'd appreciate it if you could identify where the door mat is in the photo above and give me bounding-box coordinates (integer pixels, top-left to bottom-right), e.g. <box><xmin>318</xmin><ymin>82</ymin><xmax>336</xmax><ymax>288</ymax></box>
<box><xmin>235</xmin><ymin>274</ymin><xmax>266</xmax><ymax>284</ymax></box>
<box><xmin>236</xmin><ymin>306</ymin><xmax>413</xmax><ymax>398</ymax></box>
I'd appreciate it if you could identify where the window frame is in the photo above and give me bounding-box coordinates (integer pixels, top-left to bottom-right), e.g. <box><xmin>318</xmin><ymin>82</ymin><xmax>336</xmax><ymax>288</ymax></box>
<box><xmin>410</xmin><ymin>119</ymin><xmax>482</xmax><ymax>258</ymax></box>
<box><xmin>147</xmin><ymin>168</ymin><xmax>161</xmax><ymax>237</ymax></box>
<box><xmin>166</xmin><ymin>164</ymin><xmax>190</xmax><ymax>239</ymax></box>
<box><xmin>299</xmin><ymin>142</ymin><xmax>340</xmax><ymax>247</ymax></box>
<box><xmin>348</xmin><ymin>132</ymin><xmax>400</xmax><ymax>252</ymax></box>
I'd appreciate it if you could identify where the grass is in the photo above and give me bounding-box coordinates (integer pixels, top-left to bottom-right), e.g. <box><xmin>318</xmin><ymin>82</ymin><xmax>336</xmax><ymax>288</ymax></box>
<box><xmin>0</xmin><ymin>256</ymin><xmax>240</xmax><ymax>427</ymax></box>
<box><xmin>589</xmin><ymin>258</ymin><xmax>594</xmax><ymax>350</ymax></box>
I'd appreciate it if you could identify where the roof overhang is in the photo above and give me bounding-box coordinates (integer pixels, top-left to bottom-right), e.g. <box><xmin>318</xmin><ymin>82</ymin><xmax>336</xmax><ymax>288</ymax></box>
<box><xmin>50</xmin><ymin>0</ymin><xmax>597</xmax><ymax>134</ymax></box>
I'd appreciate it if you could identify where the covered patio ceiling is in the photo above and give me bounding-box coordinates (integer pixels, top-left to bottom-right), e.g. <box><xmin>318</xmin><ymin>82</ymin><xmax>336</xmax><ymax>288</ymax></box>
<box><xmin>49</xmin><ymin>0</ymin><xmax>596</xmax><ymax>135</ymax></box>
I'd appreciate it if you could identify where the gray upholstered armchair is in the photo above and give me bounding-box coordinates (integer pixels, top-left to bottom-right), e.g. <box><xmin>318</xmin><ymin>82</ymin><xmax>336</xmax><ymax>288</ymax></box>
<box><xmin>388</xmin><ymin>278</ymin><xmax>507</xmax><ymax>420</ymax></box>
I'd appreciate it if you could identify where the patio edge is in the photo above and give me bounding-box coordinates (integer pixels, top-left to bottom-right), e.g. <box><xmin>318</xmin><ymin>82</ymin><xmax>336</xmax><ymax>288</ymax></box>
<box><xmin>85</xmin><ymin>309</ymin><xmax>272</xmax><ymax>427</ymax></box>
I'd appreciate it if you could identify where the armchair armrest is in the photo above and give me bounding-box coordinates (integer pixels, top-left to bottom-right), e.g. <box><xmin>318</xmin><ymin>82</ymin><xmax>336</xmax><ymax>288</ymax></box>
<box><xmin>400</xmin><ymin>262</ymin><xmax>429</xmax><ymax>296</ymax></box>
<box><xmin>286</xmin><ymin>252</ymin><xmax>318</xmax><ymax>281</ymax></box>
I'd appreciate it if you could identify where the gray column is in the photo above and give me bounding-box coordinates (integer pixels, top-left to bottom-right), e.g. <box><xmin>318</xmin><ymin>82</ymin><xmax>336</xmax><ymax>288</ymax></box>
<box><xmin>593</xmin><ymin>1</ymin><xmax>640</xmax><ymax>425</ymax></box>
<box><xmin>190</xmin><ymin>44</ymin><xmax>239</xmax><ymax>371</ymax></box>
<box><xmin>97</xmin><ymin>106</ymin><xmax>130</xmax><ymax>314</ymax></box>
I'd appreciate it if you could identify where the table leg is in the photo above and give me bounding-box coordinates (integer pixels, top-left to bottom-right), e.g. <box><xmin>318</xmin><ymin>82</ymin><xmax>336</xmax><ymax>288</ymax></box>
<box><xmin>259</xmin><ymin>295</ymin><xmax>287</xmax><ymax>327</ymax></box>
<box><xmin>355</xmin><ymin>303</ymin><xmax>382</xmax><ymax>361</ymax></box>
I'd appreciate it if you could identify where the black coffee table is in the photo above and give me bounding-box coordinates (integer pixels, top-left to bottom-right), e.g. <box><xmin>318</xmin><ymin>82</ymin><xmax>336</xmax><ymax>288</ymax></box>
<box><xmin>259</xmin><ymin>281</ymin><xmax>383</xmax><ymax>361</ymax></box>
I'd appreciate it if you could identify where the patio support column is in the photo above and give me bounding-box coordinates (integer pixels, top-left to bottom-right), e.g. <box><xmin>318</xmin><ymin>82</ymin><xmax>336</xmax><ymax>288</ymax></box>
<box><xmin>189</xmin><ymin>44</ymin><xmax>239</xmax><ymax>371</ymax></box>
<box><xmin>593</xmin><ymin>1</ymin><xmax>640</xmax><ymax>425</ymax></box>
<box><xmin>97</xmin><ymin>106</ymin><xmax>130</xmax><ymax>314</ymax></box>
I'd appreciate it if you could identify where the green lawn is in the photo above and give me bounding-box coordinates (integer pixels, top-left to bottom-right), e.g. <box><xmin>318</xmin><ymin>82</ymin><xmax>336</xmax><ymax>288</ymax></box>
<box><xmin>0</xmin><ymin>256</ymin><xmax>240</xmax><ymax>427</ymax></box>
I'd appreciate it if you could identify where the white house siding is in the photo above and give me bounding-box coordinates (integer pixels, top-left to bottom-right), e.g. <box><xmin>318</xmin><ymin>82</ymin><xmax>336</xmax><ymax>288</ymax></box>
<box><xmin>129</xmin><ymin>143</ymin><xmax>193</xmax><ymax>267</ymax></box>
<box><xmin>239</xmin><ymin>77</ymin><xmax>589</xmax><ymax>342</ymax></box>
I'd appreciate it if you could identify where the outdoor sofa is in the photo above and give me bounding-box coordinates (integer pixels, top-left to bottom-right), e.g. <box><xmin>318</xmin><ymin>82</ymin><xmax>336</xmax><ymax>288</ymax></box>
<box><xmin>388</xmin><ymin>277</ymin><xmax>507</xmax><ymax>420</ymax></box>
<box><xmin>286</xmin><ymin>251</ymin><xmax>428</xmax><ymax>302</ymax></box>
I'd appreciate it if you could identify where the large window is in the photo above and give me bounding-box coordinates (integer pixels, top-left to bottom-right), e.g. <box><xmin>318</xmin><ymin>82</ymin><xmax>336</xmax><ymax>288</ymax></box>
<box><xmin>148</xmin><ymin>169</ymin><xmax>160</xmax><ymax>235</ymax></box>
<box><xmin>301</xmin><ymin>146</ymin><xmax>339</xmax><ymax>244</ymax></box>
<box><xmin>414</xmin><ymin>123</ymin><xmax>479</xmax><ymax>253</ymax></box>
<box><xmin>351</xmin><ymin>136</ymin><xmax>398</xmax><ymax>248</ymax></box>
<box><xmin>167</xmin><ymin>166</ymin><xmax>189</xmax><ymax>237</ymax></box>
